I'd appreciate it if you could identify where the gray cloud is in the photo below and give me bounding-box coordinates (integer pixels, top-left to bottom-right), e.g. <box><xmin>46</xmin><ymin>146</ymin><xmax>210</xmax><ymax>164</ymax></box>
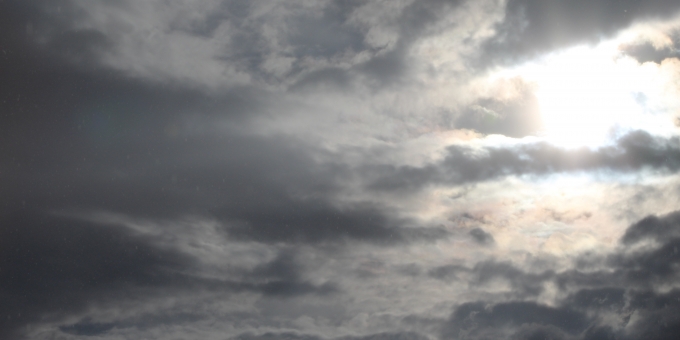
<box><xmin>219</xmin><ymin>198</ymin><xmax>448</xmax><ymax>245</ymax></box>
<box><xmin>468</xmin><ymin>228</ymin><xmax>495</xmax><ymax>246</ymax></box>
<box><xmin>369</xmin><ymin>130</ymin><xmax>680</xmax><ymax>192</ymax></box>
<box><xmin>479</xmin><ymin>0</ymin><xmax>680</xmax><ymax>67</ymax></box>
<box><xmin>1</xmin><ymin>22</ymin><xmax>445</xmax><ymax>246</ymax></box>
<box><xmin>0</xmin><ymin>211</ymin><xmax>339</xmax><ymax>338</ymax></box>
<box><xmin>620</xmin><ymin>39</ymin><xmax>680</xmax><ymax>64</ymax></box>
<box><xmin>442</xmin><ymin>301</ymin><xmax>588</xmax><ymax>339</ymax></box>
<box><xmin>621</xmin><ymin>211</ymin><xmax>680</xmax><ymax>245</ymax></box>
<box><xmin>436</xmin><ymin>210</ymin><xmax>680</xmax><ymax>340</ymax></box>
<box><xmin>0</xmin><ymin>212</ymin><xmax>194</xmax><ymax>338</ymax></box>
<box><xmin>59</xmin><ymin>310</ymin><xmax>210</xmax><ymax>337</ymax></box>
<box><xmin>428</xmin><ymin>260</ymin><xmax>553</xmax><ymax>299</ymax></box>
<box><xmin>230</xmin><ymin>331</ymin><xmax>430</xmax><ymax>340</ymax></box>
<box><xmin>428</xmin><ymin>264</ymin><xmax>468</xmax><ymax>281</ymax></box>
<box><xmin>4</xmin><ymin>0</ymin><xmax>680</xmax><ymax>339</ymax></box>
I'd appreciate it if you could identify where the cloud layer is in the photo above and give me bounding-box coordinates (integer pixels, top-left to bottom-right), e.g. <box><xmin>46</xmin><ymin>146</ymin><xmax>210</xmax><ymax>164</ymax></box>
<box><xmin>3</xmin><ymin>0</ymin><xmax>680</xmax><ymax>339</ymax></box>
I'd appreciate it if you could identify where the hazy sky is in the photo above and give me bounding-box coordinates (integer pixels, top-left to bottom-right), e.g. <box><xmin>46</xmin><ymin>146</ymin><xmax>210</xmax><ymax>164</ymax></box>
<box><xmin>4</xmin><ymin>1</ymin><xmax>680</xmax><ymax>339</ymax></box>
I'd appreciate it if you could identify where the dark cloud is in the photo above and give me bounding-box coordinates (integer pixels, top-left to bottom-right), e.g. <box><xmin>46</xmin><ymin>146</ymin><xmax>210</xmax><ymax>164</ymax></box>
<box><xmin>290</xmin><ymin>67</ymin><xmax>353</xmax><ymax>91</ymax></box>
<box><xmin>612</xmin><ymin>237</ymin><xmax>680</xmax><ymax>286</ymax></box>
<box><xmin>359</xmin><ymin>0</ymin><xmax>463</xmax><ymax>73</ymax></box>
<box><xmin>469</xmin><ymin>228</ymin><xmax>495</xmax><ymax>246</ymax></box>
<box><xmin>233</xmin><ymin>332</ymin><xmax>324</xmax><ymax>340</ymax></box>
<box><xmin>563</xmin><ymin>287</ymin><xmax>626</xmax><ymax>312</ymax></box>
<box><xmin>1</xmin><ymin>56</ymin><xmax>447</xmax><ymax>245</ymax></box>
<box><xmin>620</xmin><ymin>40</ymin><xmax>680</xmax><ymax>64</ymax></box>
<box><xmin>549</xmin><ymin>211</ymin><xmax>680</xmax><ymax>290</ymax></box>
<box><xmin>230</xmin><ymin>331</ymin><xmax>429</xmax><ymax>340</ymax></box>
<box><xmin>510</xmin><ymin>324</ymin><xmax>573</xmax><ymax>340</ymax></box>
<box><xmin>624</xmin><ymin>289</ymin><xmax>680</xmax><ymax>340</ymax></box>
<box><xmin>249</xmin><ymin>250</ymin><xmax>339</xmax><ymax>297</ymax></box>
<box><xmin>0</xmin><ymin>0</ymin><xmax>118</xmax><ymax>72</ymax></box>
<box><xmin>0</xmin><ymin>212</ymin><xmax>194</xmax><ymax>339</ymax></box>
<box><xmin>0</xmin><ymin>211</ymin><xmax>339</xmax><ymax>339</ymax></box>
<box><xmin>219</xmin><ymin>198</ymin><xmax>448</xmax><ymax>245</ymax></box>
<box><xmin>0</xmin><ymin>3</ymin><xmax>447</xmax><ymax>246</ymax></box>
<box><xmin>429</xmin><ymin>260</ymin><xmax>553</xmax><ymax>298</ymax></box>
<box><xmin>1</xmin><ymin>15</ymin><xmax>445</xmax><ymax>246</ymax></box>
<box><xmin>621</xmin><ymin>210</ymin><xmax>680</xmax><ymax>245</ymax></box>
<box><xmin>442</xmin><ymin>301</ymin><xmax>588</xmax><ymax>339</ymax></box>
<box><xmin>438</xmin><ymin>210</ymin><xmax>680</xmax><ymax>340</ymax></box>
<box><xmin>428</xmin><ymin>264</ymin><xmax>468</xmax><ymax>281</ymax></box>
<box><xmin>60</xmin><ymin>320</ymin><xmax>117</xmax><ymax>337</ymax></box>
<box><xmin>582</xmin><ymin>326</ymin><xmax>617</xmax><ymax>340</ymax></box>
<box><xmin>442</xmin><ymin>297</ymin><xmax>625</xmax><ymax>340</ymax></box>
<box><xmin>471</xmin><ymin>261</ymin><xmax>552</xmax><ymax>297</ymax></box>
<box><xmin>369</xmin><ymin>130</ymin><xmax>680</xmax><ymax>192</ymax></box>
<box><xmin>5</xmin><ymin>0</ymin><xmax>680</xmax><ymax>339</ymax></box>
<box><xmin>286</xmin><ymin>1</ymin><xmax>366</xmax><ymax>59</ymax></box>
<box><xmin>480</xmin><ymin>0</ymin><xmax>680</xmax><ymax>66</ymax></box>
<box><xmin>395</xmin><ymin>263</ymin><xmax>424</xmax><ymax>277</ymax></box>
<box><xmin>59</xmin><ymin>311</ymin><xmax>208</xmax><ymax>336</ymax></box>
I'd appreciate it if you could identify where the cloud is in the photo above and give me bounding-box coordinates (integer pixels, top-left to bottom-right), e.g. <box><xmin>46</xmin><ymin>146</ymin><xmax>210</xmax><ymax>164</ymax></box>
<box><xmin>620</xmin><ymin>39</ymin><xmax>680</xmax><ymax>64</ymax></box>
<box><xmin>442</xmin><ymin>301</ymin><xmax>587</xmax><ymax>339</ymax></box>
<box><xmin>0</xmin><ymin>10</ymin><xmax>450</xmax><ymax>247</ymax></box>
<box><xmin>0</xmin><ymin>212</ymin><xmax>194</xmax><ymax>338</ymax></box>
<box><xmin>479</xmin><ymin>0</ymin><xmax>680</xmax><ymax>66</ymax></box>
<box><xmin>0</xmin><ymin>211</ymin><xmax>341</xmax><ymax>338</ymax></box>
<box><xmin>562</xmin><ymin>287</ymin><xmax>626</xmax><ymax>312</ymax></box>
<box><xmin>230</xmin><ymin>331</ymin><xmax>430</xmax><ymax>340</ymax></box>
<box><xmin>0</xmin><ymin>28</ymin><xmax>447</xmax><ymax>246</ymax></box>
<box><xmin>436</xmin><ymin>210</ymin><xmax>680</xmax><ymax>340</ymax></box>
<box><xmin>249</xmin><ymin>250</ymin><xmax>339</xmax><ymax>297</ymax></box>
<box><xmin>14</xmin><ymin>0</ymin><xmax>399</xmax><ymax>89</ymax></box>
<box><xmin>5</xmin><ymin>0</ymin><xmax>680</xmax><ymax>339</ymax></box>
<box><xmin>469</xmin><ymin>228</ymin><xmax>495</xmax><ymax>245</ymax></box>
<box><xmin>428</xmin><ymin>264</ymin><xmax>468</xmax><ymax>281</ymax></box>
<box><xmin>428</xmin><ymin>260</ymin><xmax>553</xmax><ymax>299</ymax></box>
<box><xmin>218</xmin><ymin>197</ymin><xmax>448</xmax><ymax>245</ymax></box>
<box><xmin>621</xmin><ymin>210</ymin><xmax>680</xmax><ymax>244</ymax></box>
<box><xmin>369</xmin><ymin>130</ymin><xmax>680</xmax><ymax>192</ymax></box>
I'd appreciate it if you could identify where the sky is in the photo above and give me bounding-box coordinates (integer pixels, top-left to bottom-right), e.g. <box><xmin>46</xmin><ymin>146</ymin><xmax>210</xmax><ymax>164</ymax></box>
<box><xmin>3</xmin><ymin>0</ymin><xmax>680</xmax><ymax>339</ymax></box>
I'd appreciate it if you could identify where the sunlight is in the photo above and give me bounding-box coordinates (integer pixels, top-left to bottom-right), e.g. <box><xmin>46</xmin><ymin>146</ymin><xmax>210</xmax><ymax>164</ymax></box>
<box><xmin>534</xmin><ymin>45</ymin><xmax>642</xmax><ymax>147</ymax></box>
<box><xmin>497</xmin><ymin>41</ymin><xmax>654</xmax><ymax>148</ymax></box>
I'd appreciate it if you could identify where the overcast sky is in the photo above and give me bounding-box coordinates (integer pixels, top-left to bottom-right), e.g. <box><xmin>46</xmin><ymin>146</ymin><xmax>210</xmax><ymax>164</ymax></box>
<box><xmin>4</xmin><ymin>1</ymin><xmax>680</xmax><ymax>339</ymax></box>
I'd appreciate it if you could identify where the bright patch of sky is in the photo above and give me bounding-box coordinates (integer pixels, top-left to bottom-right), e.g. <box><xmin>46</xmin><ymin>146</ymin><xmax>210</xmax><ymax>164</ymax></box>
<box><xmin>491</xmin><ymin>28</ymin><xmax>680</xmax><ymax>148</ymax></box>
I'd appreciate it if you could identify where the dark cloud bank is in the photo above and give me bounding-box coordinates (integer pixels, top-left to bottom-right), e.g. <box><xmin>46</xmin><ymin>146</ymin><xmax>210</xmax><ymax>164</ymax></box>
<box><xmin>4</xmin><ymin>0</ymin><xmax>680</xmax><ymax>339</ymax></box>
<box><xmin>5</xmin><ymin>209</ymin><xmax>680</xmax><ymax>339</ymax></box>
<box><xmin>0</xmin><ymin>212</ymin><xmax>341</xmax><ymax>339</ymax></box>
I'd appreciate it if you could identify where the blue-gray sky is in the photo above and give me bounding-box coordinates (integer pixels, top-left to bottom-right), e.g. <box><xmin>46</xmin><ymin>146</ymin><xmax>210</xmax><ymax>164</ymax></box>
<box><xmin>3</xmin><ymin>1</ymin><xmax>680</xmax><ymax>339</ymax></box>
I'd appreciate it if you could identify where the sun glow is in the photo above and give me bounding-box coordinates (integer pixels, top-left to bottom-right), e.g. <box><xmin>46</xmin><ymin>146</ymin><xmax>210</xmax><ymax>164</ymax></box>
<box><xmin>534</xmin><ymin>45</ymin><xmax>644</xmax><ymax>147</ymax></box>
<box><xmin>496</xmin><ymin>40</ymin><xmax>670</xmax><ymax>148</ymax></box>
